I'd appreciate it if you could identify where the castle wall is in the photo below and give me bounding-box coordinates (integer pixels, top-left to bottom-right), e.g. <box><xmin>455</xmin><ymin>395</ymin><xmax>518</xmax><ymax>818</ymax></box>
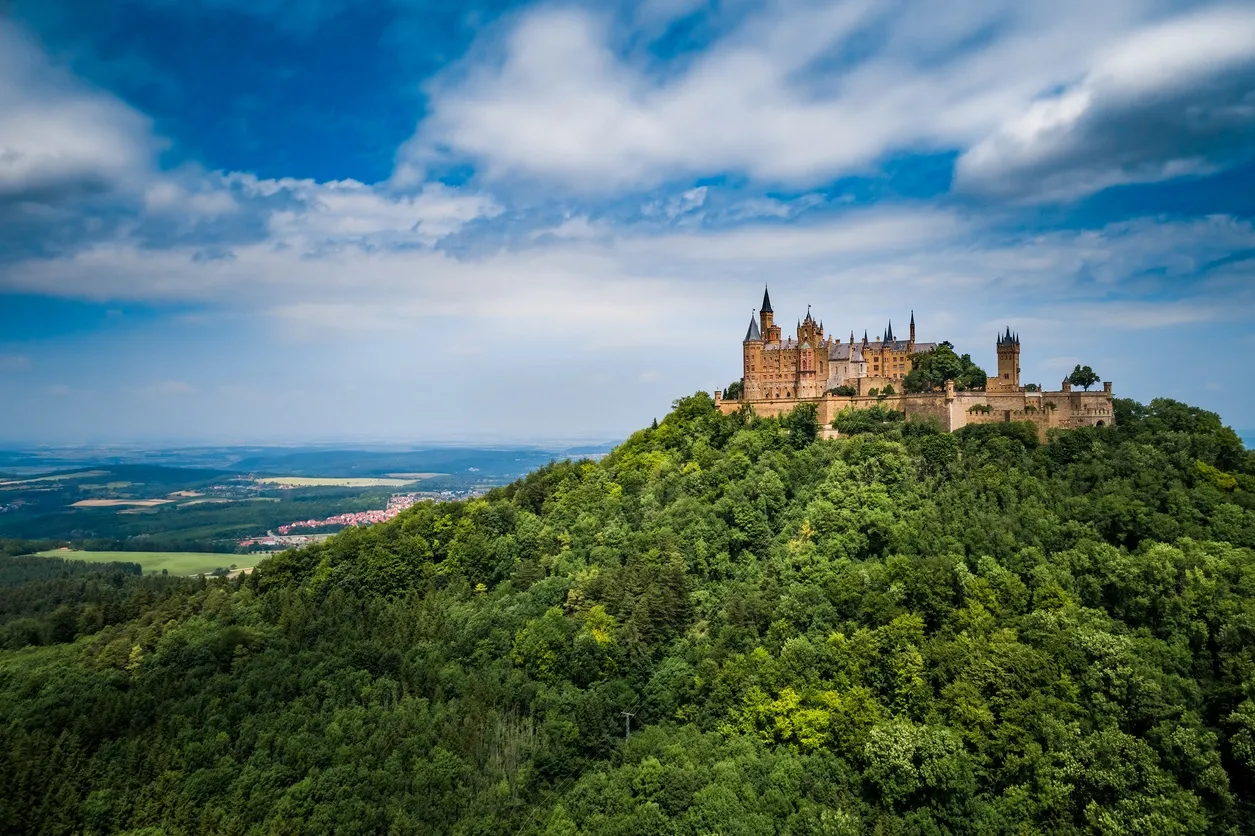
<box><xmin>715</xmin><ymin>386</ymin><xmax>1115</xmax><ymax>440</ymax></box>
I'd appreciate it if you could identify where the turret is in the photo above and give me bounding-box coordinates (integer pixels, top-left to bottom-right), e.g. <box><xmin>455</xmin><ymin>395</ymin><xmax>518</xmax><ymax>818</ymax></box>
<box><xmin>744</xmin><ymin>312</ymin><xmax>762</xmax><ymax>342</ymax></box>
<box><xmin>909</xmin><ymin>311</ymin><xmax>915</xmax><ymax>345</ymax></box>
<box><xmin>988</xmin><ymin>327</ymin><xmax>1021</xmax><ymax>391</ymax></box>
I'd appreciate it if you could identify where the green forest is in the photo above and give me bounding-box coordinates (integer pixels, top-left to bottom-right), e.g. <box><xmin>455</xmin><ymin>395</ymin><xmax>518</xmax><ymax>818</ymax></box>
<box><xmin>2</xmin><ymin>395</ymin><xmax>1254</xmax><ymax>834</ymax></box>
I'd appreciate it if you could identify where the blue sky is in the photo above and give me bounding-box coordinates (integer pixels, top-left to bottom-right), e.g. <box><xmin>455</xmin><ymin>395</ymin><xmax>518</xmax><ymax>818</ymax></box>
<box><xmin>1</xmin><ymin>0</ymin><xmax>1254</xmax><ymax>444</ymax></box>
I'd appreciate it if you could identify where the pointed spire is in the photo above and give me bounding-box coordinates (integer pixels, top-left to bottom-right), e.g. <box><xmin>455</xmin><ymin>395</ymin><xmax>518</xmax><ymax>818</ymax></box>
<box><xmin>744</xmin><ymin>312</ymin><xmax>761</xmax><ymax>341</ymax></box>
<box><xmin>910</xmin><ymin>310</ymin><xmax>915</xmax><ymax>327</ymax></box>
<box><xmin>760</xmin><ymin>286</ymin><xmax>773</xmax><ymax>314</ymax></box>
<box><xmin>886</xmin><ymin>320</ymin><xmax>894</xmax><ymax>343</ymax></box>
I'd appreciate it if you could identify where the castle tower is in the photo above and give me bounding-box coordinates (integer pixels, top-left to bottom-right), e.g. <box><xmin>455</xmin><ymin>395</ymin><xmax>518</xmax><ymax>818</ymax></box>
<box><xmin>742</xmin><ymin>312</ymin><xmax>762</xmax><ymax>400</ymax></box>
<box><xmin>759</xmin><ymin>286</ymin><xmax>781</xmax><ymax>344</ymax></box>
<box><xmin>988</xmin><ymin>327</ymin><xmax>1021</xmax><ymax>392</ymax></box>
<box><xmin>798</xmin><ymin>339</ymin><xmax>817</xmax><ymax>396</ymax></box>
<box><xmin>909</xmin><ymin>311</ymin><xmax>915</xmax><ymax>346</ymax></box>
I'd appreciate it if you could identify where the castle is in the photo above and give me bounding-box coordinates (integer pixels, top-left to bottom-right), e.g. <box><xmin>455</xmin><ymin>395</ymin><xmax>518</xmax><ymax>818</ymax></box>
<box><xmin>717</xmin><ymin>287</ymin><xmax>1115</xmax><ymax>438</ymax></box>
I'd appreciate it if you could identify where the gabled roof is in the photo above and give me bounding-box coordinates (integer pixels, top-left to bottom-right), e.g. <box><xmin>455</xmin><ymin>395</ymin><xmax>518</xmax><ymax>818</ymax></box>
<box><xmin>745</xmin><ymin>314</ymin><xmax>762</xmax><ymax>341</ymax></box>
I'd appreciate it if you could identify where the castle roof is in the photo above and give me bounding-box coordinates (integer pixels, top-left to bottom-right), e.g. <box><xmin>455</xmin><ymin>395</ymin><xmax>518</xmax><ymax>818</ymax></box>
<box><xmin>744</xmin><ymin>314</ymin><xmax>761</xmax><ymax>341</ymax></box>
<box><xmin>829</xmin><ymin>343</ymin><xmax>864</xmax><ymax>362</ymax></box>
<box><xmin>866</xmin><ymin>340</ymin><xmax>936</xmax><ymax>353</ymax></box>
<box><xmin>760</xmin><ymin>286</ymin><xmax>773</xmax><ymax>314</ymax></box>
<box><xmin>997</xmin><ymin>327</ymin><xmax>1020</xmax><ymax>346</ymax></box>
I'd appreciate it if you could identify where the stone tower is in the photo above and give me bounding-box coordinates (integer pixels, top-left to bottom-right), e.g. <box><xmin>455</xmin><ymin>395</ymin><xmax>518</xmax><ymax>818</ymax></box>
<box><xmin>988</xmin><ymin>327</ymin><xmax>1021</xmax><ymax>392</ymax></box>
<box><xmin>759</xmin><ymin>286</ymin><xmax>781</xmax><ymax>344</ymax></box>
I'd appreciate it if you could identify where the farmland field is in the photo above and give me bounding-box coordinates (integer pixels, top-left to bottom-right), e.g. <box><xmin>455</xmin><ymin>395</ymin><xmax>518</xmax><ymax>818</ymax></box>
<box><xmin>69</xmin><ymin>499</ymin><xmax>172</xmax><ymax>508</ymax></box>
<box><xmin>255</xmin><ymin>476</ymin><xmax>418</xmax><ymax>487</ymax></box>
<box><xmin>35</xmin><ymin>549</ymin><xmax>247</xmax><ymax>576</ymax></box>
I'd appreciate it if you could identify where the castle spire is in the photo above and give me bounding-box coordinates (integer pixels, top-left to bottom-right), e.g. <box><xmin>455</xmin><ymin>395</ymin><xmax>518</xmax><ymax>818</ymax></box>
<box><xmin>760</xmin><ymin>286</ymin><xmax>773</xmax><ymax>314</ymax></box>
<box><xmin>886</xmin><ymin>320</ymin><xmax>894</xmax><ymax>343</ymax></box>
<box><xmin>909</xmin><ymin>310</ymin><xmax>916</xmax><ymax>343</ymax></box>
<box><xmin>744</xmin><ymin>312</ymin><xmax>761</xmax><ymax>341</ymax></box>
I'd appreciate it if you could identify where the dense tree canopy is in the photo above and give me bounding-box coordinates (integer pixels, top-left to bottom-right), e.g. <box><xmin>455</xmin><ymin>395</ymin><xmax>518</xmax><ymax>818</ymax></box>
<box><xmin>2</xmin><ymin>395</ymin><xmax>1254</xmax><ymax>834</ymax></box>
<box><xmin>904</xmin><ymin>342</ymin><xmax>989</xmax><ymax>393</ymax></box>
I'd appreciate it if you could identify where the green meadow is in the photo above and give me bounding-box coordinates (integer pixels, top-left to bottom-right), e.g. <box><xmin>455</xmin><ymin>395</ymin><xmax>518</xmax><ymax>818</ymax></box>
<box><xmin>35</xmin><ymin>549</ymin><xmax>246</xmax><ymax>576</ymax></box>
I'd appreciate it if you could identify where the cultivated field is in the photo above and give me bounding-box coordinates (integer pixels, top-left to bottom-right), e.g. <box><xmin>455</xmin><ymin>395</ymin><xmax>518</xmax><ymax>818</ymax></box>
<box><xmin>255</xmin><ymin>476</ymin><xmax>418</xmax><ymax>487</ymax></box>
<box><xmin>36</xmin><ymin>549</ymin><xmax>246</xmax><ymax>576</ymax></box>
<box><xmin>70</xmin><ymin>499</ymin><xmax>172</xmax><ymax>508</ymax></box>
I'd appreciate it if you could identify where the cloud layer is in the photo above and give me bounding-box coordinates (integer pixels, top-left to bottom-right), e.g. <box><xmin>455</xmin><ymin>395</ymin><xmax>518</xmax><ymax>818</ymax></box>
<box><xmin>2</xmin><ymin>3</ymin><xmax>1255</xmax><ymax>441</ymax></box>
<box><xmin>404</xmin><ymin>1</ymin><xmax>1255</xmax><ymax>199</ymax></box>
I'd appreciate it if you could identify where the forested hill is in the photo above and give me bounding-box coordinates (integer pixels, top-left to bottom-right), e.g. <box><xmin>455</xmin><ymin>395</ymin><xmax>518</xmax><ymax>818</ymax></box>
<box><xmin>3</xmin><ymin>396</ymin><xmax>1255</xmax><ymax>835</ymax></box>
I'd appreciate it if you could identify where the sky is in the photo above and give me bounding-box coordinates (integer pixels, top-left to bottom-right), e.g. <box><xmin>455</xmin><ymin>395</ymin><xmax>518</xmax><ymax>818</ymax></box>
<box><xmin>1</xmin><ymin>0</ymin><xmax>1254</xmax><ymax>444</ymax></box>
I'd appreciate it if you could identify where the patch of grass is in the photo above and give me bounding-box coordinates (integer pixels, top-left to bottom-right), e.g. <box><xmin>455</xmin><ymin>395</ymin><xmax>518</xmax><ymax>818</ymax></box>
<box><xmin>34</xmin><ymin>549</ymin><xmax>245</xmax><ymax>576</ymax></box>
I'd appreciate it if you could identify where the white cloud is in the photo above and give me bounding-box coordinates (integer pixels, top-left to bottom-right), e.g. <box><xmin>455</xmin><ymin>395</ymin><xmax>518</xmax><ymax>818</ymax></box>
<box><xmin>645</xmin><ymin>185</ymin><xmax>708</xmax><ymax>219</ymax></box>
<box><xmin>0</xmin><ymin>21</ymin><xmax>161</xmax><ymax>202</ymax></box>
<box><xmin>4</xmin><ymin>203</ymin><xmax>1252</xmax><ymax>351</ymax></box>
<box><xmin>250</xmin><ymin>176</ymin><xmax>501</xmax><ymax>247</ymax></box>
<box><xmin>955</xmin><ymin>6</ymin><xmax>1255</xmax><ymax>201</ymax></box>
<box><xmin>0</xmin><ymin>19</ymin><xmax>502</xmax><ymax>260</ymax></box>
<box><xmin>400</xmin><ymin>1</ymin><xmax>1198</xmax><ymax>195</ymax></box>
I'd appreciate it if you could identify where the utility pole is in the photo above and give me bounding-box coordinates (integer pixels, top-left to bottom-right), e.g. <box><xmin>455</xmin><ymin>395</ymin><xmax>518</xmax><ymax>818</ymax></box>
<box><xmin>620</xmin><ymin>711</ymin><xmax>635</xmax><ymax>741</ymax></box>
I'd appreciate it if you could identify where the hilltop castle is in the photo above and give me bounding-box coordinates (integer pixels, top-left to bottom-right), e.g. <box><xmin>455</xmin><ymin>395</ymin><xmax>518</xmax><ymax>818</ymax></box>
<box><xmin>717</xmin><ymin>287</ymin><xmax>1115</xmax><ymax>438</ymax></box>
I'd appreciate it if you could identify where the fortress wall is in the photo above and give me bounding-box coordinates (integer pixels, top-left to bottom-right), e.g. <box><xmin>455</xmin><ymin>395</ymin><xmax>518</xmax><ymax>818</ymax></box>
<box><xmin>717</xmin><ymin>386</ymin><xmax>1115</xmax><ymax>440</ymax></box>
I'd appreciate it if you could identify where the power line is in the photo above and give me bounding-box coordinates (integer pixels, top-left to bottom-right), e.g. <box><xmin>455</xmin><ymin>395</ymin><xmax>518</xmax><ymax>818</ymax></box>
<box><xmin>620</xmin><ymin>711</ymin><xmax>635</xmax><ymax>740</ymax></box>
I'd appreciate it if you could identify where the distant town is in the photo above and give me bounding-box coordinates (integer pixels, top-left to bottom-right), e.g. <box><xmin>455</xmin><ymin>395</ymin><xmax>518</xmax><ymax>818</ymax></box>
<box><xmin>237</xmin><ymin>488</ymin><xmax>489</xmax><ymax>550</ymax></box>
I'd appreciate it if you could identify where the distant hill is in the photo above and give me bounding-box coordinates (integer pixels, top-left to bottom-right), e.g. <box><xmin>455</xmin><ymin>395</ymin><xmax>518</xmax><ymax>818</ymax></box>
<box><xmin>229</xmin><ymin>446</ymin><xmax>612</xmax><ymax>479</ymax></box>
<box><xmin>1</xmin><ymin>396</ymin><xmax>1252</xmax><ymax>833</ymax></box>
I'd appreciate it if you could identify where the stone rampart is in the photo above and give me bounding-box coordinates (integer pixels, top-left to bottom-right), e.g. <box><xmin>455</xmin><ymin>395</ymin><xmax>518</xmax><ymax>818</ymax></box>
<box><xmin>715</xmin><ymin>385</ymin><xmax>1115</xmax><ymax>440</ymax></box>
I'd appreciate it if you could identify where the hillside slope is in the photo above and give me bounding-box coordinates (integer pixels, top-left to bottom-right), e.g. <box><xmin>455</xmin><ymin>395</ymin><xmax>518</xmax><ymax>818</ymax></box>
<box><xmin>2</xmin><ymin>396</ymin><xmax>1255</xmax><ymax>835</ymax></box>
